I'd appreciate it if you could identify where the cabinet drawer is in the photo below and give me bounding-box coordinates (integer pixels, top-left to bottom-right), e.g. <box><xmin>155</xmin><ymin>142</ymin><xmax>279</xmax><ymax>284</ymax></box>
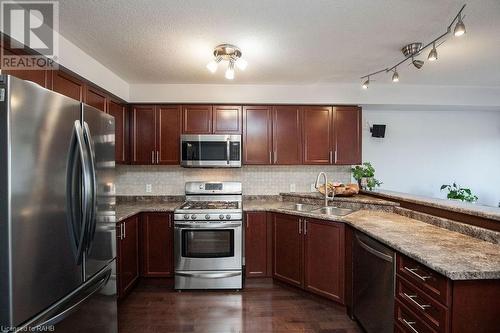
<box><xmin>396</xmin><ymin>276</ymin><xmax>449</xmax><ymax>333</ymax></box>
<box><xmin>395</xmin><ymin>299</ymin><xmax>438</xmax><ymax>333</ymax></box>
<box><xmin>397</xmin><ymin>254</ymin><xmax>451</xmax><ymax>306</ymax></box>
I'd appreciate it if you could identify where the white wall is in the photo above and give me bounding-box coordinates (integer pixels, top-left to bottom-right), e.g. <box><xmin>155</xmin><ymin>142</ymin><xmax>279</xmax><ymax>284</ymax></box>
<box><xmin>362</xmin><ymin>109</ymin><xmax>500</xmax><ymax>207</ymax></box>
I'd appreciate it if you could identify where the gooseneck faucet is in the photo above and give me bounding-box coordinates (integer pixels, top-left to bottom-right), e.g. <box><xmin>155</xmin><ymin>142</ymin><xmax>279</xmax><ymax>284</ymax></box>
<box><xmin>315</xmin><ymin>172</ymin><xmax>334</xmax><ymax>207</ymax></box>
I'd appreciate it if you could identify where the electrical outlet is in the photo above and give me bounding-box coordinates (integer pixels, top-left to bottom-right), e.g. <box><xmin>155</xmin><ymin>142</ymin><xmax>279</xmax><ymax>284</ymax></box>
<box><xmin>145</xmin><ymin>184</ymin><xmax>152</xmax><ymax>193</ymax></box>
<box><xmin>289</xmin><ymin>183</ymin><xmax>296</xmax><ymax>192</ymax></box>
<box><xmin>310</xmin><ymin>183</ymin><xmax>316</xmax><ymax>192</ymax></box>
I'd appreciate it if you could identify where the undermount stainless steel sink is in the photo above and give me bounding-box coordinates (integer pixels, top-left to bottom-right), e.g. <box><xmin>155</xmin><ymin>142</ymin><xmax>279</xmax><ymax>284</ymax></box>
<box><xmin>280</xmin><ymin>203</ymin><xmax>317</xmax><ymax>212</ymax></box>
<box><xmin>311</xmin><ymin>206</ymin><xmax>354</xmax><ymax>216</ymax></box>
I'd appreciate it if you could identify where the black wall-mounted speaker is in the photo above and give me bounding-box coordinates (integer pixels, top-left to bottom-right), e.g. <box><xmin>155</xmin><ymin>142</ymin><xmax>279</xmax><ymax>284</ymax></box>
<box><xmin>370</xmin><ymin>124</ymin><xmax>386</xmax><ymax>138</ymax></box>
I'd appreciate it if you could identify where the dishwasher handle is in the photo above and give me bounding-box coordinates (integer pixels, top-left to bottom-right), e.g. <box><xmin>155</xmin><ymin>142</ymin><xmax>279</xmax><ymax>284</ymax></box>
<box><xmin>355</xmin><ymin>234</ymin><xmax>393</xmax><ymax>263</ymax></box>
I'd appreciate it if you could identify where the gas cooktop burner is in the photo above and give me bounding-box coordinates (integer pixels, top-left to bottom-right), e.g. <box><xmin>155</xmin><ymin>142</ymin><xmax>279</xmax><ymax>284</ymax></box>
<box><xmin>179</xmin><ymin>201</ymin><xmax>239</xmax><ymax>210</ymax></box>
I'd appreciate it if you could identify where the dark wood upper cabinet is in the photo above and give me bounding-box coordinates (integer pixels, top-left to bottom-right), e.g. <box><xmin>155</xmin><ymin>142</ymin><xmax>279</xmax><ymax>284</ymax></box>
<box><xmin>333</xmin><ymin>106</ymin><xmax>362</xmax><ymax>165</ymax></box>
<box><xmin>85</xmin><ymin>85</ymin><xmax>108</xmax><ymax>112</ymax></box>
<box><xmin>141</xmin><ymin>213</ymin><xmax>174</xmax><ymax>277</ymax></box>
<box><xmin>108</xmin><ymin>100</ymin><xmax>129</xmax><ymax>164</ymax></box>
<box><xmin>182</xmin><ymin>105</ymin><xmax>213</xmax><ymax>134</ymax></box>
<box><xmin>302</xmin><ymin>106</ymin><xmax>333</xmax><ymax>164</ymax></box>
<box><xmin>272</xmin><ymin>213</ymin><xmax>303</xmax><ymax>287</ymax></box>
<box><xmin>212</xmin><ymin>105</ymin><xmax>242</xmax><ymax>134</ymax></box>
<box><xmin>245</xmin><ymin>212</ymin><xmax>268</xmax><ymax>277</ymax></box>
<box><xmin>272</xmin><ymin>106</ymin><xmax>302</xmax><ymax>165</ymax></box>
<box><xmin>304</xmin><ymin>218</ymin><xmax>345</xmax><ymax>303</ymax></box>
<box><xmin>1</xmin><ymin>48</ymin><xmax>51</xmax><ymax>88</ymax></box>
<box><xmin>157</xmin><ymin>105</ymin><xmax>181</xmax><ymax>165</ymax></box>
<box><xmin>117</xmin><ymin>215</ymin><xmax>139</xmax><ymax>299</ymax></box>
<box><xmin>50</xmin><ymin>70</ymin><xmax>84</xmax><ymax>102</ymax></box>
<box><xmin>130</xmin><ymin>105</ymin><xmax>156</xmax><ymax>165</ymax></box>
<box><xmin>242</xmin><ymin>106</ymin><xmax>273</xmax><ymax>165</ymax></box>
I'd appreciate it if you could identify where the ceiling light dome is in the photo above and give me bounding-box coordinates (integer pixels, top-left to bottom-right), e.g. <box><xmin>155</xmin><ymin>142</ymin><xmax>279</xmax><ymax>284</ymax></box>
<box><xmin>454</xmin><ymin>14</ymin><xmax>466</xmax><ymax>37</ymax></box>
<box><xmin>206</xmin><ymin>44</ymin><xmax>247</xmax><ymax>79</ymax></box>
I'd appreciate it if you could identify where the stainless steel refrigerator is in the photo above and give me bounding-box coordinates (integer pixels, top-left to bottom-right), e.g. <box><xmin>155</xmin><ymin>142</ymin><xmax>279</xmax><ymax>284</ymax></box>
<box><xmin>0</xmin><ymin>75</ymin><xmax>117</xmax><ymax>332</ymax></box>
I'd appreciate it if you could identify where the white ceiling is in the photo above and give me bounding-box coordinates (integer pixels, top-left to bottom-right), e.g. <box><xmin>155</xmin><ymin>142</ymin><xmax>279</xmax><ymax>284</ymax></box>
<box><xmin>58</xmin><ymin>0</ymin><xmax>500</xmax><ymax>86</ymax></box>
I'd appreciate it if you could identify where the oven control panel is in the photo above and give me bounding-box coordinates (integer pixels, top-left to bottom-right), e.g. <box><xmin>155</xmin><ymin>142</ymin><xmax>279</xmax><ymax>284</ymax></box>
<box><xmin>174</xmin><ymin>212</ymin><xmax>242</xmax><ymax>221</ymax></box>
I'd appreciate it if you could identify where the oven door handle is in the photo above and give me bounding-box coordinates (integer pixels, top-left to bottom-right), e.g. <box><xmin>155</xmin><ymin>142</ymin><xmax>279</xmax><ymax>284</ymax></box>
<box><xmin>175</xmin><ymin>223</ymin><xmax>241</xmax><ymax>229</ymax></box>
<box><xmin>176</xmin><ymin>271</ymin><xmax>242</xmax><ymax>279</ymax></box>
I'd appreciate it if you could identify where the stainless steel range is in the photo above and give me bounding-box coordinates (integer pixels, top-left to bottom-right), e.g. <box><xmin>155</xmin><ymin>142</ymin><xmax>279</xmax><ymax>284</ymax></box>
<box><xmin>174</xmin><ymin>181</ymin><xmax>243</xmax><ymax>289</ymax></box>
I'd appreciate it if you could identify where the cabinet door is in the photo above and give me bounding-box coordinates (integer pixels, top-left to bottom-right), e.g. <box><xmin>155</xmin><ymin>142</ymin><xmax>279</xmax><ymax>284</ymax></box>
<box><xmin>1</xmin><ymin>48</ymin><xmax>50</xmax><ymax>88</ymax></box>
<box><xmin>304</xmin><ymin>219</ymin><xmax>345</xmax><ymax>303</ymax></box>
<box><xmin>272</xmin><ymin>213</ymin><xmax>303</xmax><ymax>287</ymax></box>
<box><xmin>333</xmin><ymin>106</ymin><xmax>362</xmax><ymax>165</ymax></box>
<box><xmin>242</xmin><ymin>106</ymin><xmax>272</xmax><ymax>165</ymax></box>
<box><xmin>108</xmin><ymin>100</ymin><xmax>129</xmax><ymax>164</ymax></box>
<box><xmin>85</xmin><ymin>85</ymin><xmax>108</xmax><ymax>112</ymax></box>
<box><xmin>302</xmin><ymin>106</ymin><xmax>333</xmax><ymax>164</ymax></box>
<box><xmin>182</xmin><ymin>105</ymin><xmax>212</xmax><ymax>134</ymax></box>
<box><xmin>51</xmin><ymin>70</ymin><xmax>84</xmax><ymax>101</ymax></box>
<box><xmin>272</xmin><ymin>106</ymin><xmax>302</xmax><ymax>164</ymax></box>
<box><xmin>245</xmin><ymin>212</ymin><xmax>268</xmax><ymax>277</ymax></box>
<box><xmin>141</xmin><ymin>213</ymin><xmax>174</xmax><ymax>277</ymax></box>
<box><xmin>130</xmin><ymin>105</ymin><xmax>156</xmax><ymax>165</ymax></box>
<box><xmin>119</xmin><ymin>216</ymin><xmax>139</xmax><ymax>298</ymax></box>
<box><xmin>157</xmin><ymin>105</ymin><xmax>181</xmax><ymax>164</ymax></box>
<box><xmin>212</xmin><ymin>105</ymin><xmax>242</xmax><ymax>134</ymax></box>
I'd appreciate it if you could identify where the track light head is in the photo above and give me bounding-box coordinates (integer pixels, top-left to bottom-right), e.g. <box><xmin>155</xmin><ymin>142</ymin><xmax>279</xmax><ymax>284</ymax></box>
<box><xmin>362</xmin><ymin>77</ymin><xmax>370</xmax><ymax>89</ymax></box>
<box><xmin>428</xmin><ymin>44</ymin><xmax>438</xmax><ymax>61</ymax></box>
<box><xmin>412</xmin><ymin>58</ymin><xmax>424</xmax><ymax>69</ymax></box>
<box><xmin>454</xmin><ymin>14</ymin><xmax>466</xmax><ymax>37</ymax></box>
<box><xmin>392</xmin><ymin>70</ymin><xmax>399</xmax><ymax>83</ymax></box>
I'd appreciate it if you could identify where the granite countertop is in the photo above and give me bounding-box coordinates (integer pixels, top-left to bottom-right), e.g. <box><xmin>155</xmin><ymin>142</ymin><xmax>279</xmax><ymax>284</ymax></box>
<box><xmin>116</xmin><ymin>202</ymin><xmax>181</xmax><ymax>222</ymax></box>
<box><xmin>116</xmin><ymin>196</ymin><xmax>500</xmax><ymax>280</ymax></box>
<box><xmin>365</xmin><ymin>189</ymin><xmax>500</xmax><ymax>222</ymax></box>
<box><xmin>280</xmin><ymin>192</ymin><xmax>399</xmax><ymax>206</ymax></box>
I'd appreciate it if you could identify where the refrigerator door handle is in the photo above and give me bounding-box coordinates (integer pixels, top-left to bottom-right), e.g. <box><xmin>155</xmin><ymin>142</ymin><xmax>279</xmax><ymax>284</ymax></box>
<box><xmin>15</xmin><ymin>266</ymin><xmax>112</xmax><ymax>332</ymax></box>
<box><xmin>83</xmin><ymin>122</ymin><xmax>98</xmax><ymax>252</ymax></box>
<box><xmin>73</xmin><ymin>121</ymin><xmax>91</xmax><ymax>265</ymax></box>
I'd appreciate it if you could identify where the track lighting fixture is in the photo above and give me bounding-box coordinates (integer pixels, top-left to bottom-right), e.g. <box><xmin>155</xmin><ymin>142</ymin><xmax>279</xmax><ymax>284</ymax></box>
<box><xmin>360</xmin><ymin>4</ymin><xmax>466</xmax><ymax>88</ymax></box>
<box><xmin>454</xmin><ymin>13</ymin><xmax>466</xmax><ymax>37</ymax></box>
<box><xmin>428</xmin><ymin>43</ymin><xmax>438</xmax><ymax>61</ymax></box>
<box><xmin>392</xmin><ymin>69</ymin><xmax>399</xmax><ymax>83</ymax></box>
<box><xmin>206</xmin><ymin>44</ymin><xmax>247</xmax><ymax>80</ymax></box>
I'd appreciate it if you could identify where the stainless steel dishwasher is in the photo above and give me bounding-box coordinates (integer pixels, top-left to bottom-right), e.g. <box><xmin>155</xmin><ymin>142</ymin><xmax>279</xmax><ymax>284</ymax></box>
<box><xmin>353</xmin><ymin>231</ymin><xmax>395</xmax><ymax>333</ymax></box>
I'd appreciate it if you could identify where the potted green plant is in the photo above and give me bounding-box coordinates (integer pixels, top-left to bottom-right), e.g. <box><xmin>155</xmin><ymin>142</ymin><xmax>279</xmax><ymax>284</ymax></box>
<box><xmin>351</xmin><ymin>162</ymin><xmax>382</xmax><ymax>191</ymax></box>
<box><xmin>440</xmin><ymin>183</ymin><xmax>478</xmax><ymax>203</ymax></box>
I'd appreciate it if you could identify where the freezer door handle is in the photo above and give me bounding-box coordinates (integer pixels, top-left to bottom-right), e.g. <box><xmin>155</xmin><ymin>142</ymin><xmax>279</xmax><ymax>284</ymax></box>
<box><xmin>15</xmin><ymin>266</ymin><xmax>112</xmax><ymax>332</ymax></box>
<box><xmin>83</xmin><ymin>122</ymin><xmax>98</xmax><ymax>253</ymax></box>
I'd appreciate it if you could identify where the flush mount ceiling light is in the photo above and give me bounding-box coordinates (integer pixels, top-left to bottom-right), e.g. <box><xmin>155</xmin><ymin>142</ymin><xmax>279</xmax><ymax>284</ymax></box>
<box><xmin>206</xmin><ymin>44</ymin><xmax>247</xmax><ymax>80</ymax></box>
<box><xmin>360</xmin><ymin>4</ymin><xmax>466</xmax><ymax>88</ymax></box>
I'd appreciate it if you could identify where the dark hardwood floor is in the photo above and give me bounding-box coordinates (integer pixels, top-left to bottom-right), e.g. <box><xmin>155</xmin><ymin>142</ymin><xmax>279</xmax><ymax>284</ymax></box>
<box><xmin>118</xmin><ymin>278</ymin><xmax>362</xmax><ymax>333</ymax></box>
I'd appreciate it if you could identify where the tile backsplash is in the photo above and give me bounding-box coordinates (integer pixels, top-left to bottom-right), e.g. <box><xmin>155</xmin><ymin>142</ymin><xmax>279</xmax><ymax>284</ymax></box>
<box><xmin>116</xmin><ymin>165</ymin><xmax>352</xmax><ymax>195</ymax></box>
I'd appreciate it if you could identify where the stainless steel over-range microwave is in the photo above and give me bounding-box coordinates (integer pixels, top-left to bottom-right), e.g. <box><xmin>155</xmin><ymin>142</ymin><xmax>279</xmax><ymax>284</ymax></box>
<box><xmin>180</xmin><ymin>134</ymin><xmax>241</xmax><ymax>167</ymax></box>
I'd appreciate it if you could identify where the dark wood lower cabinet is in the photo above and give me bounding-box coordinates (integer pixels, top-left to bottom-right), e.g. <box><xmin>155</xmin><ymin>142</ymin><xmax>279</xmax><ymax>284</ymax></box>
<box><xmin>272</xmin><ymin>213</ymin><xmax>345</xmax><ymax>304</ymax></box>
<box><xmin>272</xmin><ymin>213</ymin><xmax>303</xmax><ymax>287</ymax></box>
<box><xmin>304</xmin><ymin>218</ymin><xmax>345</xmax><ymax>302</ymax></box>
<box><xmin>117</xmin><ymin>215</ymin><xmax>139</xmax><ymax>299</ymax></box>
<box><xmin>244</xmin><ymin>212</ymin><xmax>269</xmax><ymax>277</ymax></box>
<box><xmin>141</xmin><ymin>213</ymin><xmax>174</xmax><ymax>277</ymax></box>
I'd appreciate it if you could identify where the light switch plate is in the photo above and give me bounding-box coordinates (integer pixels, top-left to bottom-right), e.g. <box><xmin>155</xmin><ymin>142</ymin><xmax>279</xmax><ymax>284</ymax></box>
<box><xmin>289</xmin><ymin>183</ymin><xmax>296</xmax><ymax>192</ymax></box>
<box><xmin>145</xmin><ymin>184</ymin><xmax>152</xmax><ymax>193</ymax></box>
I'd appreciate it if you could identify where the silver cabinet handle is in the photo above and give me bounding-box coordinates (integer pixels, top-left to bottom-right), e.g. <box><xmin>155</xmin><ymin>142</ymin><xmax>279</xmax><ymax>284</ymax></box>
<box><xmin>304</xmin><ymin>219</ymin><xmax>307</xmax><ymax>235</ymax></box>
<box><xmin>334</xmin><ymin>150</ymin><xmax>337</xmax><ymax>163</ymax></box>
<box><xmin>156</xmin><ymin>151</ymin><xmax>159</xmax><ymax>164</ymax></box>
<box><xmin>329</xmin><ymin>150</ymin><xmax>333</xmax><ymax>164</ymax></box>
<box><xmin>169</xmin><ymin>219</ymin><xmax>172</xmax><ymax>228</ymax></box>
<box><xmin>269</xmin><ymin>151</ymin><xmax>272</xmax><ymax>164</ymax></box>
<box><xmin>273</xmin><ymin>151</ymin><xmax>277</xmax><ymax>164</ymax></box>
<box><xmin>402</xmin><ymin>318</ymin><xmax>420</xmax><ymax>333</ymax></box>
<box><xmin>246</xmin><ymin>220</ymin><xmax>249</xmax><ymax>229</ymax></box>
<box><xmin>404</xmin><ymin>266</ymin><xmax>431</xmax><ymax>281</ymax></box>
<box><xmin>119</xmin><ymin>223</ymin><xmax>124</xmax><ymax>240</ymax></box>
<box><xmin>403</xmin><ymin>293</ymin><xmax>431</xmax><ymax>310</ymax></box>
<box><xmin>298</xmin><ymin>219</ymin><xmax>302</xmax><ymax>234</ymax></box>
<box><xmin>226</xmin><ymin>139</ymin><xmax>230</xmax><ymax>165</ymax></box>
<box><xmin>123</xmin><ymin>222</ymin><xmax>126</xmax><ymax>239</ymax></box>
<box><xmin>151</xmin><ymin>151</ymin><xmax>154</xmax><ymax>164</ymax></box>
